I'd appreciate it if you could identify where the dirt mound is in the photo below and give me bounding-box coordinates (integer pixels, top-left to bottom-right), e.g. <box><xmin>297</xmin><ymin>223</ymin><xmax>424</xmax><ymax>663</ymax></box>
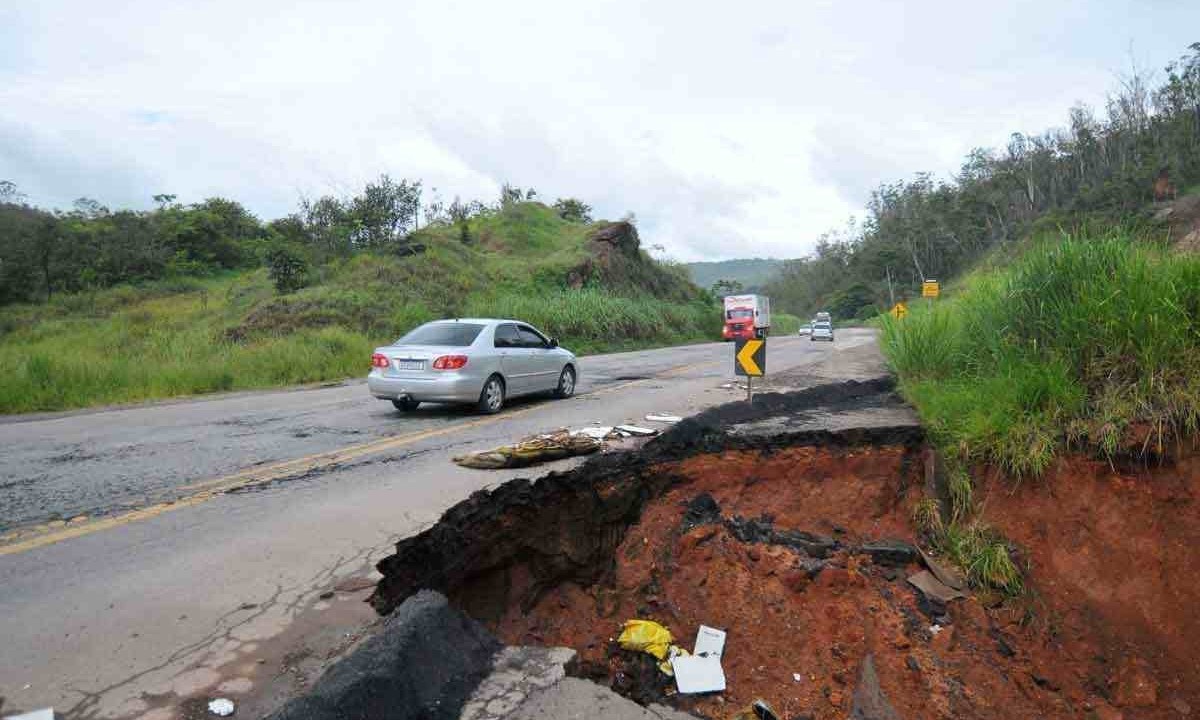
<box><xmin>565</xmin><ymin>221</ymin><xmax>703</xmax><ymax>303</ymax></box>
<box><xmin>1160</xmin><ymin>193</ymin><xmax>1200</xmax><ymax>252</ymax></box>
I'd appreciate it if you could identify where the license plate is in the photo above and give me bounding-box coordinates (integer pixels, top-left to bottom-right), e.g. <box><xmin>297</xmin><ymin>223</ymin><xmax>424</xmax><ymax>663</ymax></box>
<box><xmin>396</xmin><ymin>360</ymin><xmax>424</xmax><ymax>371</ymax></box>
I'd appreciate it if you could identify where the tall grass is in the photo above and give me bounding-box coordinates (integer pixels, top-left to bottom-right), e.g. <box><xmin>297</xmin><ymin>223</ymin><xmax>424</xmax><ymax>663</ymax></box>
<box><xmin>881</xmin><ymin>230</ymin><xmax>1200</xmax><ymax>474</ymax></box>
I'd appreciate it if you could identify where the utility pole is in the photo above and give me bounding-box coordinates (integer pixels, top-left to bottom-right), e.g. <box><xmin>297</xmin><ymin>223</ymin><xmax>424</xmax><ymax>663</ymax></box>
<box><xmin>886</xmin><ymin>266</ymin><xmax>895</xmax><ymax>307</ymax></box>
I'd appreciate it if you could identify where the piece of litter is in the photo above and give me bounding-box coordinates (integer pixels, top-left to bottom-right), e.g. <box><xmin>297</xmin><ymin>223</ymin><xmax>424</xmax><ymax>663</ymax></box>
<box><xmin>908</xmin><ymin>569</ymin><xmax>967</xmax><ymax>603</ymax></box>
<box><xmin>793</xmin><ymin>673</ymin><xmax>802</xmax><ymax>683</ymax></box>
<box><xmin>208</xmin><ymin>698</ymin><xmax>236</xmax><ymax>717</ymax></box>
<box><xmin>694</xmin><ymin>625</ymin><xmax>726</xmax><ymax>659</ymax></box>
<box><xmin>615</xmin><ymin>424</ymin><xmax>658</xmax><ymax>436</ymax></box>
<box><xmin>751</xmin><ymin>700</ymin><xmax>780</xmax><ymax>720</ymax></box>
<box><xmin>929</xmin><ymin>624</ymin><xmax>943</xmax><ymax>637</ymax></box>
<box><xmin>570</xmin><ymin>426</ymin><xmax>614</xmax><ymax>440</ymax></box>
<box><xmin>4</xmin><ymin>709</ymin><xmax>54</xmax><ymax>720</ymax></box>
<box><xmin>644</xmin><ymin>414</ymin><xmax>682</xmax><ymax>423</ymax></box>
<box><xmin>671</xmin><ymin>654</ymin><xmax>726</xmax><ymax>693</ymax></box>
<box><xmin>719</xmin><ymin>383</ymin><xmax>735</xmax><ymax>389</ymax></box>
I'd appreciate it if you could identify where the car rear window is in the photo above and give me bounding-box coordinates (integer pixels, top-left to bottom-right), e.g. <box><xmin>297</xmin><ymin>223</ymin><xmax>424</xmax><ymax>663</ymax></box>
<box><xmin>395</xmin><ymin>322</ymin><xmax>484</xmax><ymax>347</ymax></box>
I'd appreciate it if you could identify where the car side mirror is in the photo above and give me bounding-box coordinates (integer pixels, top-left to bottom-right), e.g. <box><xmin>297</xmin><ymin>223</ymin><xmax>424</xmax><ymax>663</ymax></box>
<box><xmin>549</xmin><ymin>337</ymin><xmax>559</xmax><ymax>348</ymax></box>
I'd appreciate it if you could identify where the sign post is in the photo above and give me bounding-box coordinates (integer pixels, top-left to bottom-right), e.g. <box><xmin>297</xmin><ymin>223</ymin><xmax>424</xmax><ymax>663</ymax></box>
<box><xmin>734</xmin><ymin>338</ymin><xmax>766</xmax><ymax>402</ymax></box>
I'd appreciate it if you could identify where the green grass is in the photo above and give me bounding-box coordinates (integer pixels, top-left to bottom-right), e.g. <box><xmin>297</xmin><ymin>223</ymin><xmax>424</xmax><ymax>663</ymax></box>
<box><xmin>881</xmin><ymin>229</ymin><xmax>1200</xmax><ymax>475</ymax></box>
<box><xmin>0</xmin><ymin>203</ymin><xmax>722</xmax><ymax>412</ymax></box>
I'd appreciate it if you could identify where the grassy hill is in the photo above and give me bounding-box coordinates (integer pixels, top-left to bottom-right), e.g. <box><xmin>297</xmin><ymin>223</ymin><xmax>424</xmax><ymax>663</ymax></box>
<box><xmin>685</xmin><ymin>258</ymin><xmax>786</xmax><ymax>291</ymax></box>
<box><xmin>0</xmin><ymin>202</ymin><xmax>718</xmax><ymax>413</ymax></box>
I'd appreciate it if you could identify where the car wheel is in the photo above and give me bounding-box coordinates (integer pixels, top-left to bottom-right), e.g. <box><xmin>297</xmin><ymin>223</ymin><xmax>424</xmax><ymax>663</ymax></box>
<box><xmin>554</xmin><ymin>365</ymin><xmax>576</xmax><ymax>398</ymax></box>
<box><xmin>391</xmin><ymin>398</ymin><xmax>420</xmax><ymax>412</ymax></box>
<box><xmin>477</xmin><ymin>375</ymin><xmax>505</xmax><ymax>414</ymax></box>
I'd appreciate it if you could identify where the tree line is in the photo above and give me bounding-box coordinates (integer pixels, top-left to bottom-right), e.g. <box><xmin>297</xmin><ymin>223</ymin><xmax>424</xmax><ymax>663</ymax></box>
<box><xmin>0</xmin><ymin>175</ymin><xmax>594</xmax><ymax>304</ymax></box>
<box><xmin>768</xmin><ymin>42</ymin><xmax>1200</xmax><ymax>319</ymax></box>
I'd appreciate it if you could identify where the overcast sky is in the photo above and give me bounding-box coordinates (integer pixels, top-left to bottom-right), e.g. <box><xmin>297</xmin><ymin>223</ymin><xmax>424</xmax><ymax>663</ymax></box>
<box><xmin>1</xmin><ymin>1</ymin><xmax>1195</xmax><ymax>260</ymax></box>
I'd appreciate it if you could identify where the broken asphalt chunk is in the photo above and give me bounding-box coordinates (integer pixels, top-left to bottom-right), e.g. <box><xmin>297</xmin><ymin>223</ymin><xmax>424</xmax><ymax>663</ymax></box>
<box><xmin>918</xmin><ymin>548</ymin><xmax>967</xmax><ymax>591</ymax></box>
<box><xmin>850</xmin><ymin>654</ymin><xmax>901</xmax><ymax>720</ymax></box>
<box><xmin>682</xmin><ymin>493</ymin><xmax>722</xmax><ymax>531</ymax></box>
<box><xmin>860</xmin><ymin>539</ymin><xmax>918</xmax><ymax>567</ymax></box>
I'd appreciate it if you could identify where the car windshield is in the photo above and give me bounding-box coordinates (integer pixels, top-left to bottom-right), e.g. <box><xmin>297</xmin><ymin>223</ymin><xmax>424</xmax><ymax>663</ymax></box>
<box><xmin>394</xmin><ymin>322</ymin><xmax>484</xmax><ymax>347</ymax></box>
<box><xmin>727</xmin><ymin>309</ymin><xmax>754</xmax><ymax>320</ymax></box>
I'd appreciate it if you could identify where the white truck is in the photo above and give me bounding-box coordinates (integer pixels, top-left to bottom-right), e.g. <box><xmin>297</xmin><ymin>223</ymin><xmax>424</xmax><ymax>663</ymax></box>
<box><xmin>722</xmin><ymin>294</ymin><xmax>770</xmax><ymax>341</ymax></box>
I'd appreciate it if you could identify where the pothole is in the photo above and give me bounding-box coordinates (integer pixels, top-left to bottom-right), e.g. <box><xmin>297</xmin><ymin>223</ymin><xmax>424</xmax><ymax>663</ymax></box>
<box><xmin>366</xmin><ymin>379</ymin><xmax>1200</xmax><ymax>719</ymax></box>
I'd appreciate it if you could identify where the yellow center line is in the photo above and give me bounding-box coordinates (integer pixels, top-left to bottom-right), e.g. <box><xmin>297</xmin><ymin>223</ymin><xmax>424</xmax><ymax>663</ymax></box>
<box><xmin>0</xmin><ymin>360</ymin><xmax>714</xmax><ymax>556</ymax></box>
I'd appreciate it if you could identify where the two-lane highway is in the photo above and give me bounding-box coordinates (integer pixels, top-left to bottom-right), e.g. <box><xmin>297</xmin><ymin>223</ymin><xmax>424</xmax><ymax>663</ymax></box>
<box><xmin>0</xmin><ymin>331</ymin><xmax>882</xmax><ymax>719</ymax></box>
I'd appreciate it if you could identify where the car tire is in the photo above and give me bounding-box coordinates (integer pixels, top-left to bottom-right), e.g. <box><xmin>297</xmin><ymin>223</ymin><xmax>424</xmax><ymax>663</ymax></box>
<box><xmin>477</xmin><ymin>375</ymin><xmax>505</xmax><ymax>414</ymax></box>
<box><xmin>391</xmin><ymin>398</ymin><xmax>420</xmax><ymax>412</ymax></box>
<box><xmin>554</xmin><ymin>365</ymin><xmax>576</xmax><ymax>399</ymax></box>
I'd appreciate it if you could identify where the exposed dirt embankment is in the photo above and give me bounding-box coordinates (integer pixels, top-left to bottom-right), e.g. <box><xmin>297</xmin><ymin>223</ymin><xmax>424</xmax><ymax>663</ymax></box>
<box><xmin>369</xmin><ymin>379</ymin><xmax>1200</xmax><ymax>719</ymax></box>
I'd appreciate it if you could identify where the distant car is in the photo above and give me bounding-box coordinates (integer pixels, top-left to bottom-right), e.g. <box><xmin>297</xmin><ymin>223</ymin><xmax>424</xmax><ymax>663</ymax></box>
<box><xmin>798</xmin><ymin>324</ymin><xmax>812</xmax><ymax>336</ymax></box>
<box><xmin>811</xmin><ymin>321</ymin><xmax>834</xmax><ymax>342</ymax></box>
<box><xmin>367</xmin><ymin>319</ymin><xmax>578</xmax><ymax>414</ymax></box>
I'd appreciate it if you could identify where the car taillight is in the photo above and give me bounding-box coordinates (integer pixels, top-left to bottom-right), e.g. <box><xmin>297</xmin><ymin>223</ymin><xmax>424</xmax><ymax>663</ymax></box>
<box><xmin>432</xmin><ymin>355</ymin><xmax>468</xmax><ymax>370</ymax></box>
<box><xmin>371</xmin><ymin>353</ymin><xmax>389</xmax><ymax>368</ymax></box>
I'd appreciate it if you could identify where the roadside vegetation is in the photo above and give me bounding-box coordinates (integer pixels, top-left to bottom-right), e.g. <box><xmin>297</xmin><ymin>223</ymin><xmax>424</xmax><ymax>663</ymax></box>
<box><xmin>0</xmin><ymin>184</ymin><xmax>717</xmax><ymax>413</ymax></box>
<box><xmin>766</xmin><ymin>42</ymin><xmax>1200</xmax><ymax>320</ymax></box>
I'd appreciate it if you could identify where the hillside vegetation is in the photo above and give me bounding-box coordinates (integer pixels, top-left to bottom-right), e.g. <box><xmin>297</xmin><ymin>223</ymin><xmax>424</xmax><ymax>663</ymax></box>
<box><xmin>768</xmin><ymin>42</ymin><xmax>1200</xmax><ymax>320</ymax></box>
<box><xmin>685</xmin><ymin>258</ymin><xmax>787</xmax><ymax>293</ymax></box>
<box><xmin>883</xmin><ymin>228</ymin><xmax>1200</xmax><ymax>476</ymax></box>
<box><xmin>0</xmin><ymin>197</ymin><xmax>716</xmax><ymax>413</ymax></box>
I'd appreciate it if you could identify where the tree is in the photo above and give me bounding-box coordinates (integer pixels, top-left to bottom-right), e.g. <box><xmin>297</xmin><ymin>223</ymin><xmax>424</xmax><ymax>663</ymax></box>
<box><xmin>553</xmin><ymin>197</ymin><xmax>592</xmax><ymax>223</ymax></box>
<box><xmin>348</xmin><ymin>175</ymin><xmax>421</xmax><ymax>250</ymax></box>
<box><xmin>264</xmin><ymin>244</ymin><xmax>309</xmax><ymax>294</ymax></box>
<box><xmin>0</xmin><ymin>180</ymin><xmax>24</xmax><ymax>203</ymax></box>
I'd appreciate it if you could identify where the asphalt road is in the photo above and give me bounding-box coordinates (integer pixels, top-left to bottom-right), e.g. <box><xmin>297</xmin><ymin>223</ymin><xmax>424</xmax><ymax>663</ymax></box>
<box><xmin>0</xmin><ymin>330</ymin><xmax>881</xmax><ymax>719</ymax></box>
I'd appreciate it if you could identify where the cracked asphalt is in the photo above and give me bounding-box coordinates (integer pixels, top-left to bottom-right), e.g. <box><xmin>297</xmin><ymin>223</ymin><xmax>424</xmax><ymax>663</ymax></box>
<box><xmin>0</xmin><ymin>331</ymin><xmax>884</xmax><ymax>719</ymax></box>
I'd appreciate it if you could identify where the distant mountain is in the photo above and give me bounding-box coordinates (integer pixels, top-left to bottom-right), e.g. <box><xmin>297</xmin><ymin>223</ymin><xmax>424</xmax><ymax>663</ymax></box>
<box><xmin>685</xmin><ymin>258</ymin><xmax>788</xmax><ymax>292</ymax></box>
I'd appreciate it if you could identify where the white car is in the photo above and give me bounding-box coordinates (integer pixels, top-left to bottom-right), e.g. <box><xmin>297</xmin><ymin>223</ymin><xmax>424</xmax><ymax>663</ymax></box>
<box><xmin>368</xmin><ymin>319</ymin><xmax>578</xmax><ymax>414</ymax></box>
<box><xmin>810</xmin><ymin>322</ymin><xmax>834</xmax><ymax>342</ymax></box>
<box><xmin>798</xmin><ymin>324</ymin><xmax>812</xmax><ymax>336</ymax></box>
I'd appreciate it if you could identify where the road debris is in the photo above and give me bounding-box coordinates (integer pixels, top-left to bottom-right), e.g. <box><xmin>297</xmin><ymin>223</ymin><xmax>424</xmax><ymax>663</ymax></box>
<box><xmin>3</xmin><ymin>709</ymin><xmax>54</xmax><ymax>720</ymax></box>
<box><xmin>671</xmin><ymin>624</ymin><xmax>728</xmax><ymax>694</ymax></box>
<box><xmin>571</xmin><ymin>426</ymin><xmax>616</xmax><ymax>440</ymax></box>
<box><xmin>918</xmin><ymin>548</ymin><xmax>967</xmax><ymax>590</ymax></box>
<box><xmin>908</xmin><ymin>569</ymin><xmax>967</xmax><ymax>603</ymax></box>
<box><xmin>615</xmin><ymin>425</ymin><xmax>658</xmax><ymax>436</ymax></box>
<box><xmin>453</xmin><ymin>431</ymin><xmax>600</xmax><ymax>469</ymax></box>
<box><xmin>644</xmin><ymin>413</ymin><xmax>683</xmax><ymax>423</ymax></box>
<box><xmin>207</xmin><ymin>698</ymin><xmax>235</xmax><ymax>716</ymax></box>
<box><xmin>617</xmin><ymin>620</ymin><xmax>673</xmax><ymax>660</ymax></box>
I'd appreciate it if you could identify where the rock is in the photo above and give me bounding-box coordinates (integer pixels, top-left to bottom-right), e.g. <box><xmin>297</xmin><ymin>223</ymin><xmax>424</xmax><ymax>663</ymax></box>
<box><xmin>860</xmin><ymin>540</ymin><xmax>918</xmax><ymax>567</ymax></box>
<box><xmin>797</xmin><ymin>557</ymin><xmax>827</xmax><ymax>578</ymax></box>
<box><xmin>850</xmin><ymin>654</ymin><xmax>901</xmax><ymax>720</ymax></box>
<box><xmin>266</xmin><ymin>590</ymin><xmax>501</xmax><ymax>720</ymax></box>
<box><xmin>681</xmin><ymin>493</ymin><xmax>721</xmax><ymax>530</ymax></box>
<box><xmin>1171</xmin><ymin>698</ymin><xmax>1192</xmax><ymax>715</ymax></box>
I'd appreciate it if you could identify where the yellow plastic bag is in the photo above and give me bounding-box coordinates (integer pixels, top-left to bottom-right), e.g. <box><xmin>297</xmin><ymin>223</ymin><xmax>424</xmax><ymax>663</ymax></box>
<box><xmin>618</xmin><ymin>619</ymin><xmax>673</xmax><ymax>660</ymax></box>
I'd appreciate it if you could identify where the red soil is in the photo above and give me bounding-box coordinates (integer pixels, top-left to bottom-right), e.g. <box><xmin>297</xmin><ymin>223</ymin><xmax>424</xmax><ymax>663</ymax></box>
<box><xmin>491</xmin><ymin>446</ymin><xmax>1200</xmax><ymax>719</ymax></box>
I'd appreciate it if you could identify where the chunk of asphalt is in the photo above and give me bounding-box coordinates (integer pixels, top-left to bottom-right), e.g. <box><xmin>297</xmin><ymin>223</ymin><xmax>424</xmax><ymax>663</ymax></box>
<box><xmin>266</xmin><ymin>590</ymin><xmax>501</xmax><ymax>720</ymax></box>
<box><xmin>859</xmin><ymin>540</ymin><xmax>919</xmax><ymax>567</ymax></box>
<box><xmin>681</xmin><ymin>493</ymin><xmax>722</xmax><ymax>531</ymax></box>
<box><xmin>726</xmin><ymin>516</ymin><xmax>840</xmax><ymax>558</ymax></box>
<box><xmin>850</xmin><ymin>654</ymin><xmax>902</xmax><ymax>720</ymax></box>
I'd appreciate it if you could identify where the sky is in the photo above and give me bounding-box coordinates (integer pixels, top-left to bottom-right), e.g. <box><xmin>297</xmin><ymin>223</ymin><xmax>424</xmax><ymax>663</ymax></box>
<box><xmin>1</xmin><ymin>1</ymin><xmax>1196</xmax><ymax>261</ymax></box>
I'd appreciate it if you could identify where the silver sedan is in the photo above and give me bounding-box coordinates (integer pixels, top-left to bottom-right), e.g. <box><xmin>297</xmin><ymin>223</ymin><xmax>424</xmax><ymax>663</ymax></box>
<box><xmin>367</xmin><ymin>318</ymin><xmax>578</xmax><ymax>414</ymax></box>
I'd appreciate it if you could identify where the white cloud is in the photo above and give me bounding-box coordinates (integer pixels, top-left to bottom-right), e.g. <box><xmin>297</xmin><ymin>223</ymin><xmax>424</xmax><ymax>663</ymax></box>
<box><xmin>0</xmin><ymin>0</ymin><xmax>1195</xmax><ymax>260</ymax></box>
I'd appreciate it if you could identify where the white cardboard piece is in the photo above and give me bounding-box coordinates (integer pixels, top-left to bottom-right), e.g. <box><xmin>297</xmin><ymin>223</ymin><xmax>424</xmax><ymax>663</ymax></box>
<box><xmin>645</xmin><ymin>414</ymin><xmax>683</xmax><ymax>423</ymax></box>
<box><xmin>670</xmin><ymin>655</ymin><xmax>727</xmax><ymax>693</ymax></box>
<box><xmin>693</xmin><ymin>625</ymin><xmax>726</xmax><ymax>659</ymax></box>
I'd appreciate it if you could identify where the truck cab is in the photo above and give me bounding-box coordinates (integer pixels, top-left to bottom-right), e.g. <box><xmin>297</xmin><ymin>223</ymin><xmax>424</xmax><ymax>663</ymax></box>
<box><xmin>722</xmin><ymin>294</ymin><xmax>770</xmax><ymax>341</ymax></box>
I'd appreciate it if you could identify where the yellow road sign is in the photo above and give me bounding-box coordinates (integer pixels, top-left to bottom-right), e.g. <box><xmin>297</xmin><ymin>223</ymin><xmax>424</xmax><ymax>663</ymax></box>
<box><xmin>891</xmin><ymin>302</ymin><xmax>908</xmax><ymax>319</ymax></box>
<box><xmin>922</xmin><ymin>280</ymin><xmax>940</xmax><ymax>298</ymax></box>
<box><xmin>735</xmin><ymin>338</ymin><xmax>765</xmax><ymax>376</ymax></box>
